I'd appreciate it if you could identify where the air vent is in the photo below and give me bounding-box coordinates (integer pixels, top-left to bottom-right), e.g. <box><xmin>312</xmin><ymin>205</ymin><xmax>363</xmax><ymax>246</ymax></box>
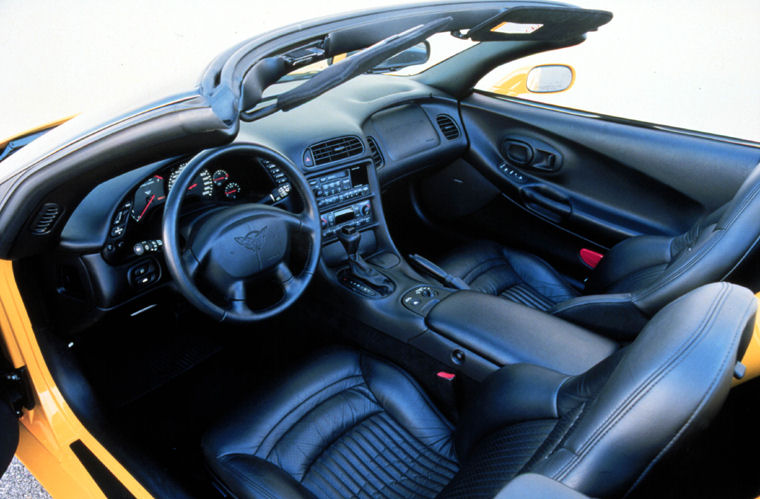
<box><xmin>436</xmin><ymin>114</ymin><xmax>460</xmax><ymax>140</ymax></box>
<box><xmin>366</xmin><ymin>136</ymin><xmax>384</xmax><ymax>169</ymax></box>
<box><xmin>30</xmin><ymin>203</ymin><xmax>61</xmax><ymax>234</ymax></box>
<box><xmin>308</xmin><ymin>135</ymin><xmax>364</xmax><ymax>166</ymax></box>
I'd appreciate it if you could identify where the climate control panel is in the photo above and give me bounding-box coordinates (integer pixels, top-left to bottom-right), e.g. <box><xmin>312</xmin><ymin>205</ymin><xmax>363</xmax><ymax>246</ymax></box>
<box><xmin>320</xmin><ymin>200</ymin><xmax>373</xmax><ymax>240</ymax></box>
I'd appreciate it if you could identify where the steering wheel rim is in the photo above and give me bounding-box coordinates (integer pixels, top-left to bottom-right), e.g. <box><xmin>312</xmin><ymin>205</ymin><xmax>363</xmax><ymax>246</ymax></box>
<box><xmin>162</xmin><ymin>143</ymin><xmax>321</xmax><ymax>323</ymax></box>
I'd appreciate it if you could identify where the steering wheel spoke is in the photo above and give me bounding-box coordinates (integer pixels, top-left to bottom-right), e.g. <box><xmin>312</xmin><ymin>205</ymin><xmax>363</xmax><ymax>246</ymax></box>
<box><xmin>182</xmin><ymin>248</ymin><xmax>202</xmax><ymax>277</ymax></box>
<box><xmin>228</xmin><ymin>280</ymin><xmax>254</xmax><ymax>315</ymax></box>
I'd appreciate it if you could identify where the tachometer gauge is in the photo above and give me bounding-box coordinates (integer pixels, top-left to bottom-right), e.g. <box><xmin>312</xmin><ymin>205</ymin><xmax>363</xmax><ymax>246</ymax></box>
<box><xmin>168</xmin><ymin>164</ymin><xmax>213</xmax><ymax>198</ymax></box>
<box><xmin>132</xmin><ymin>175</ymin><xmax>166</xmax><ymax>221</ymax></box>
<box><xmin>212</xmin><ymin>169</ymin><xmax>229</xmax><ymax>187</ymax></box>
<box><xmin>224</xmin><ymin>182</ymin><xmax>241</xmax><ymax>200</ymax></box>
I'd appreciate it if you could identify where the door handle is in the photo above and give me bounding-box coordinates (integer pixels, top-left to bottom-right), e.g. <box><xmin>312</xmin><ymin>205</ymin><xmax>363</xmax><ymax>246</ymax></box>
<box><xmin>502</xmin><ymin>137</ymin><xmax>563</xmax><ymax>173</ymax></box>
<box><xmin>520</xmin><ymin>185</ymin><xmax>571</xmax><ymax>222</ymax></box>
<box><xmin>531</xmin><ymin>149</ymin><xmax>560</xmax><ymax>172</ymax></box>
<box><xmin>503</xmin><ymin>140</ymin><xmax>533</xmax><ymax>166</ymax></box>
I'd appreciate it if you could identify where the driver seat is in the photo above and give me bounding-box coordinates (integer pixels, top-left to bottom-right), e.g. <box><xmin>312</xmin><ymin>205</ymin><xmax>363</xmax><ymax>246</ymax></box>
<box><xmin>203</xmin><ymin>283</ymin><xmax>756</xmax><ymax>498</ymax></box>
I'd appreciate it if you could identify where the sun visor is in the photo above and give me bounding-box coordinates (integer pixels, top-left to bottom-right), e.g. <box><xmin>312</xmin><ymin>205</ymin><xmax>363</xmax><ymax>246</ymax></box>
<box><xmin>462</xmin><ymin>6</ymin><xmax>612</xmax><ymax>42</ymax></box>
<box><xmin>324</xmin><ymin>9</ymin><xmax>500</xmax><ymax>56</ymax></box>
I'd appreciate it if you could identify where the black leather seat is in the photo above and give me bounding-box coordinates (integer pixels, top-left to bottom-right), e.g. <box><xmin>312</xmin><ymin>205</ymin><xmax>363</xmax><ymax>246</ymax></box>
<box><xmin>438</xmin><ymin>163</ymin><xmax>760</xmax><ymax>339</ymax></box>
<box><xmin>203</xmin><ymin>282</ymin><xmax>756</xmax><ymax>498</ymax></box>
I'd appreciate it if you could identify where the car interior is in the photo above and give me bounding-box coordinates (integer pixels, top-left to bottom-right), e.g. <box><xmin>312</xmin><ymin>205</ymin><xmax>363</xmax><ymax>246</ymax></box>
<box><xmin>2</xmin><ymin>2</ymin><xmax>760</xmax><ymax>498</ymax></box>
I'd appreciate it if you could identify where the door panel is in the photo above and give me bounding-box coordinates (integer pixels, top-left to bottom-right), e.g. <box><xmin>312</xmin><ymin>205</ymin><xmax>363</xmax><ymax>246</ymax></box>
<box><xmin>416</xmin><ymin>92</ymin><xmax>760</xmax><ymax>281</ymax></box>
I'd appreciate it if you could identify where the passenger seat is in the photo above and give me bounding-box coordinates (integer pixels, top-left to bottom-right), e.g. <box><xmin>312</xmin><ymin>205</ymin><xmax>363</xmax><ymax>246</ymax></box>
<box><xmin>437</xmin><ymin>162</ymin><xmax>760</xmax><ymax>340</ymax></box>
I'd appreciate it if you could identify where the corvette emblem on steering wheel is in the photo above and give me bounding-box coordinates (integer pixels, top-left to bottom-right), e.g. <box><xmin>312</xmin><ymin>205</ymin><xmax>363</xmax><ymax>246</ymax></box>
<box><xmin>235</xmin><ymin>226</ymin><xmax>268</xmax><ymax>252</ymax></box>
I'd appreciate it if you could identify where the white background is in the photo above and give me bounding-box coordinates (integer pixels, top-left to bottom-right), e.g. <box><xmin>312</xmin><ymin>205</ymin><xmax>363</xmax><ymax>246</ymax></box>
<box><xmin>1</xmin><ymin>0</ymin><xmax>759</xmax><ymax>142</ymax></box>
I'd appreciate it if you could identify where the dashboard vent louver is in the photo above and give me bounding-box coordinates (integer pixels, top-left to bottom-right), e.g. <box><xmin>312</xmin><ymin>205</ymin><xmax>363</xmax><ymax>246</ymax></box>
<box><xmin>30</xmin><ymin>203</ymin><xmax>61</xmax><ymax>234</ymax></box>
<box><xmin>309</xmin><ymin>135</ymin><xmax>364</xmax><ymax>166</ymax></box>
<box><xmin>366</xmin><ymin>136</ymin><xmax>384</xmax><ymax>169</ymax></box>
<box><xmin>436</xmin><ymin>114</ymin><xmax>460</xmax><ymax>140</ymax></box>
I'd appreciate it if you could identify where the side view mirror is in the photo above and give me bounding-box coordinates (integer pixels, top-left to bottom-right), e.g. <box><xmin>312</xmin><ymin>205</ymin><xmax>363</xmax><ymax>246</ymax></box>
<box><xmin>526</xmin><ymin>64</ymin><xmax>574</xmax><ymax>93</ymax></box>
<box><xmin>489</xmin><ymin>64</ymin><xmax>575</xmax><ymax>97</ymax></box>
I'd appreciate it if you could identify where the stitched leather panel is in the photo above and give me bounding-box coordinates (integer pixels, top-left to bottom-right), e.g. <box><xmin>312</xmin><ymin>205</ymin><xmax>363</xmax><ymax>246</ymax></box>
<box><xmin>203</xmin><ymin>349</ymin><xmax>458</xmax><ymax>499</ymax></box>
<box><xmin>438</xmin><ymin>241</ymin><xmax>578</xmax><ymax>311</ymax></box>
<box><xmin>439</xmin><ymin>419</ymin><xmax>557</xmax><ymax>499</ymax></box>
<box><xmin>303</xmin><ymin>411</ymin><xmax>458</xmax><ymax>498</ymax></box>
<box><xmin>500</xmin><ymin>282</ymin><xmax>555</xmax><ymax>311</ymax></box>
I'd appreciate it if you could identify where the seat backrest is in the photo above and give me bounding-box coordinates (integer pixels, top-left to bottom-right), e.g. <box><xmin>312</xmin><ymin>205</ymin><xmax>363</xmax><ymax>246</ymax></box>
<box><xmin>634</xmin><ymin>164</ymin><xmax>760</xmax><ymax>312</ymax></box>
<box><xmin>448</xmin><ymin>282</ymin><xmax>756</xmax><ymax>498</ymax></box>
<box><xmin>553</xmin><ymin>162</ymin><xmax>760</xmax><ymax>338</ymax></box>
<box><xmin>594</xmin><ymin>162</ymin><xmax>760</xmax><ymax>310</ymax></box>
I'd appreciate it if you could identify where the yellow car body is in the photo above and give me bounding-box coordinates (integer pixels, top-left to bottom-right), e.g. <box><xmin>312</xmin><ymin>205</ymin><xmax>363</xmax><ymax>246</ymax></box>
<box><xmin>1</xmin><ymin>3</ymin><xmax>759</xmax><ymax>498</ymax></box>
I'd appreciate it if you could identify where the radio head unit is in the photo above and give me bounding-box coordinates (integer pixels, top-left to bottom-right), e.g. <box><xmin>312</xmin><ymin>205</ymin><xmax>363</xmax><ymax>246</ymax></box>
<box><xmin>308</xmin><ymin>163</ymin><xmax>375</xmax><ymax>241</ymax></box>
<box><xmin>309</xmin><ymin>164</ymin><xmax>370</xmax><ymax>210</ymax></box>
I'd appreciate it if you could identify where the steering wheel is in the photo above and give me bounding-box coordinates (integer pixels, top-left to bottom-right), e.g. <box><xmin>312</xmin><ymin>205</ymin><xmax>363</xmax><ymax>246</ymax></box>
<box><xmin>162</xmin><ymin>144</ymin><xmax>321</xmax><ymax>323</ymax></box>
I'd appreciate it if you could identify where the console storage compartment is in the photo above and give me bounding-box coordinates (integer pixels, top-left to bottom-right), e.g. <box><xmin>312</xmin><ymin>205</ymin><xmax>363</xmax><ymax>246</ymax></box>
<box><xmin>419</xmin><ymin>290</ymin><xmax>617</xmax><ymax>380</ymax></box>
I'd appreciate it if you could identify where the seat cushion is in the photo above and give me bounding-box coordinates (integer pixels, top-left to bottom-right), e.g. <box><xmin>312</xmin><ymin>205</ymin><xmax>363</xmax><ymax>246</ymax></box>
<box><xmin>438</xmin><ymin>241</ymin><xmax>579</xmax><ymax>311</ymax></box>
<box><xmin>202</xmin><ymin>349</ymin><xmax>458</xmax><ymax>499</ymax></box>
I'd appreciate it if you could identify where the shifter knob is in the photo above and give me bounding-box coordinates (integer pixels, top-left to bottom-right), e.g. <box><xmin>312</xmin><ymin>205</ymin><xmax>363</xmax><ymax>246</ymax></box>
<box><xmin>337</xmin><ymin>225</ymin><xmax>361</xmax><ymax>257</ymax></box>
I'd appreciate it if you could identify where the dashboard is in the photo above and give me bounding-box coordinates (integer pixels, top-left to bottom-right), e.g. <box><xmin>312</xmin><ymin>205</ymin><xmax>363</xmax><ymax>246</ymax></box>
<box><xmin>101</xmin><ymin>152</ymin><xmax>293</xmax><ymax>265</ymax></box>
<box><xmin>51</xmin><ymin>77</ymin><xmax>467</xmax><ymax>327</ymax></box>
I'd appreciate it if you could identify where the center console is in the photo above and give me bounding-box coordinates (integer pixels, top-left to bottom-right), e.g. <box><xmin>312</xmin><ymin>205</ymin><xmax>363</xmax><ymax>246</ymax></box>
<box><xmin>420</xmin><ymin>291</ymin><xmax>618</xmax><ymax>379</ymax></box>
<box><xmin>308</xmin><ymin>163</ymin><xmax>375</xmax><ymax>242</ymax></box>
<box><xmin>310</xmin><ymin>156</ymin><xmax>609</xmax><ymax>384</ymax></box>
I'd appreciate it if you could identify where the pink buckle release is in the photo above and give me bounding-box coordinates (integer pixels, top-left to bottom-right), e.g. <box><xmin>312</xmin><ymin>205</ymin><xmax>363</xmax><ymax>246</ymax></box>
<box><xmin>580</xmin><ymin>248</ymin><xmax>604</xmax><ymax>269</ymax></box>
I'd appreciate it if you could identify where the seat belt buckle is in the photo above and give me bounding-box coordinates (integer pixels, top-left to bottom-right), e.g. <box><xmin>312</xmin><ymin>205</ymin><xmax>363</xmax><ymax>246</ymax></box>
<box><xmin>580</xmin><ymin>248</ymin><xmax>604</xmax><ymax>269</ymax></box>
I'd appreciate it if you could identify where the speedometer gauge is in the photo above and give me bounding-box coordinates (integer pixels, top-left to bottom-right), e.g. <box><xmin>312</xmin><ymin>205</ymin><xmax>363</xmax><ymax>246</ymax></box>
<box><xmin>168</xmin><ymin>164</ymin><xmax>213</xmax><ymax>199</ymax></box>
<box><xmin>132</xmin><ymin>175</ymin><xmax>166</xmax><ymax>222</ymax></box>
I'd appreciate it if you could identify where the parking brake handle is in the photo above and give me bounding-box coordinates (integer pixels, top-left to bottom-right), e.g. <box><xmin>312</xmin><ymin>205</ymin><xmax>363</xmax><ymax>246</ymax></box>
<box><xmin>408</xmin><ymin>254</ymin><xmax>470</xmax><ymax>290</ymax></box>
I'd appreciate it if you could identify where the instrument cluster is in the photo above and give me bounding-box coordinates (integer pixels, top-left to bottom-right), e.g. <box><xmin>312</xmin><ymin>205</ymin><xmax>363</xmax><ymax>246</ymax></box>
<box><xmin>103</xmin><ymin>155</ymin><xmax>292</xmax><ymax>264</ymax></box>
<box><xmin>129</xmin><ymin>157</ymin><xmax>290</xmax><ymax>223</ymax></box>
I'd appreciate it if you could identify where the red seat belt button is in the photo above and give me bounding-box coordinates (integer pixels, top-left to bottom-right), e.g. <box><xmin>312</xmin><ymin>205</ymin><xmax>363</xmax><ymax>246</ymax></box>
<box><xmin>580</xmin><ymin>248</ymin><xmax>604</xmax><ymax>268</ymax></box>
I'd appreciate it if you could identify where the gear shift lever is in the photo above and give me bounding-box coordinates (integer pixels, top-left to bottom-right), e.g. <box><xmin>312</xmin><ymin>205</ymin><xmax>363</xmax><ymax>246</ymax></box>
<box><xmin>337</xmin><ymin>226</ymin><xmax>393</xmax><ymax>293</ymax></box>
<box><xmin>337</xmin><ymin>225</ymin><xmax>361</xmax><ymax>259</ymax></box>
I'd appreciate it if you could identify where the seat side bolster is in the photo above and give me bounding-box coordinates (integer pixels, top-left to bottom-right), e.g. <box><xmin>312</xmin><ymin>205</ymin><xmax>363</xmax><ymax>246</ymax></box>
<box><xmin>494</xmin><ymin>473</ymin><xmax>589</xmax><ymax>499</ymax></box>
<box><xmin>455</xmin><ymin>363</ymin><xmax>569</xmax><ymax>458</ymax></box>
<box><xmin>584</xmin><ymin>235</ymin><xmax>673</xmax><ymax>294</ymax></box>
<box><xmin>551</xmin><ymin>293</ymin><xmax>648</xmax><ymax>341</ymax></box>
<box><xmin>213</xmin><ymin>454</ymin><xmax>316</xmax><ymax>499</ymax></box>
<box><xmin>539</xmin><ymin>283</ymin><xmax>757</xmax><ymax>498</ymax></box>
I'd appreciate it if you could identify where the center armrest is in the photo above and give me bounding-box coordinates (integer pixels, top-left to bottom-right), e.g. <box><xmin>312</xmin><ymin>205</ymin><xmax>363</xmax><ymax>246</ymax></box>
<box><xmin>425</xmin><ymin>290</ymin><xmax>617</xmax><ymax>375</ymax></box>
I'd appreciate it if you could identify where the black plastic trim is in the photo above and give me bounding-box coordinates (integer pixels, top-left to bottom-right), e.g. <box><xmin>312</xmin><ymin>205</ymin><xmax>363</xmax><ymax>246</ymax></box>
<box><xmin>69</xmin><ymin>440</ymin><xmax>136</xmax><ymax>499</ymax></box>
